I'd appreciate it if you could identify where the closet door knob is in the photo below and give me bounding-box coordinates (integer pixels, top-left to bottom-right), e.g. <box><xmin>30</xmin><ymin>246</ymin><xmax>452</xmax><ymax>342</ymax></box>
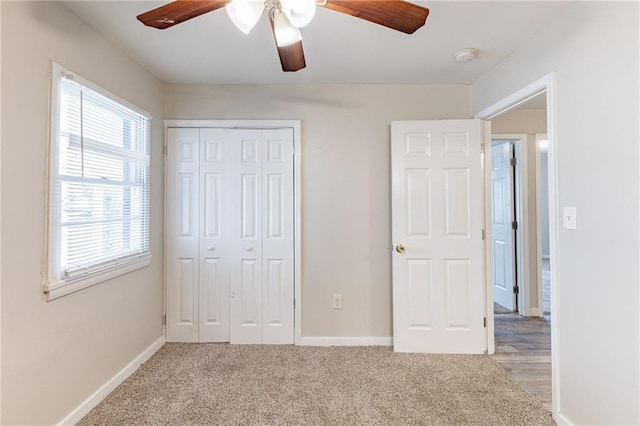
<box><xmin>207</xmin><ymin>246</ymin><xmax>215</xmax><ymax>251</ymax></box>
<box><xmin>245</xmin><ymin>246</ymin><xmax>253</xmax><ymax>251</ymax></box>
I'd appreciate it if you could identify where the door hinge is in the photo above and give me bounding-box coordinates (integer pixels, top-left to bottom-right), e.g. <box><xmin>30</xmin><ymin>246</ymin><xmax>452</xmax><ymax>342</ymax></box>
<box><xmin>511</xmin><ymin>221</ymin><xmax>518</xmax><ymax>230</ymax></box>
<box><xmin>163</xmin><ymin>145</ymin><xmax>168</xmax><ymax>156</ymax></box>
<box><xmin>513</xmin><ymin>286</ymin><xmax>519</xmax><ymax>295</ymax></box>
<box><xmin>510</xmin><ymin>157</ymin><xmax>517</xmax><ymax>167</ymax></box>
<box><xmin>483</xmin><ymin>317</ymin><xmax>487</xmax><ymax>328</ymax></box>
<box><xmin>482</xmin><ymin>229</ymin><xmax>486</xmax><ymax>240</ymax></box>
<box><xmin>163</xmin><ymin>314</ymin><xmax>167</xmax><ymax>325</ymax></box>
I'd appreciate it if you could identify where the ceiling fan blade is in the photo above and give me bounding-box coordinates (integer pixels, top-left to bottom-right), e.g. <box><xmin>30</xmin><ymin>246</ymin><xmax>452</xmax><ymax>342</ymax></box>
<box><xmin>137</xmin><ymin>0</ymin><xmax>229</xmax><ymax>30</ymax></box>
<box><xmin>323</xmin><ymin>0</ymin><xmax>429</xmax><ymax>34</ymax></box>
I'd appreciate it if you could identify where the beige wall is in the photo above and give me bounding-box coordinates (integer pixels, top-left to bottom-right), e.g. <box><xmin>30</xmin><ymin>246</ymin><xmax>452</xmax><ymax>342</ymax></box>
<box><xmin>491</xmin><ymin>108</ymin><xmax>547</xmax><ymax>134</ymax></box>
<box><xmin>473</xmin><ymin>2</ymin><xmax>639</xmax><ymax>424</ymax></box>
<box><xmin>491</xmin><ymin>108</ymin><xmax>547</xmax><ymax>312</ymax></box>
<box><xmin>165</xmin><ymin>84</ymin><xmax>471</xmax><ymax>337</ymax></box>
<box><xmin>1</xmin><ymin>2</ymin><xmax>165</xmax><ymax>424</ymax></box>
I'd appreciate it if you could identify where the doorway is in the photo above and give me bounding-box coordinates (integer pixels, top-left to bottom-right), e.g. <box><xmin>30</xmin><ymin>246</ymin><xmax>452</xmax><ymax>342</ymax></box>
<box><xmin>475</xmin><ymin>74</ymin><xmax>559</xmax><ymax>417</ymax></box>
<box><xmin>489</xmin><ymin>95</ymin><xmax>552</xmax><ymax>409</ymax></box>
<box><xmin>487</xmin><ymin>99</ymin><xmax>553</xmax><ymax>411</ymax></box>
<box><xmin>489</xmin><ymin>98</ymin><xmax>550</xmax><ymax>319</ymax></box>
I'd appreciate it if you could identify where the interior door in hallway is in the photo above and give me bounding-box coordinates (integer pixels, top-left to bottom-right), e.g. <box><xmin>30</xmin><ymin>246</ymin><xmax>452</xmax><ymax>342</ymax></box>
<box><xmin>391</xmin><ymin>120</ymin><xmax>486</xmax><ymax>354</ymax></box>
<box><xmin>491</xmin><ymin>140</ymin><xmax>516</xmax><ymax>311</ymax></box>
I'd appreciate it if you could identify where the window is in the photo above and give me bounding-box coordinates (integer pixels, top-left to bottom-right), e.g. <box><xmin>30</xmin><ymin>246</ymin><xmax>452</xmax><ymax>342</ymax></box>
<box><xmin>45</xmin><ymin>63</ymin><xmax>152</xmax><ymax>300</ymax></box>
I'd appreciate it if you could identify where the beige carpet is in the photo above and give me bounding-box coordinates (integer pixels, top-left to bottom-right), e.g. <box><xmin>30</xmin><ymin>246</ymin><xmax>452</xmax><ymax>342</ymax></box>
<box><xmin>79</xmin><ymin>344</ymin><xmax>554</xmax><ymax>425</ymax></box>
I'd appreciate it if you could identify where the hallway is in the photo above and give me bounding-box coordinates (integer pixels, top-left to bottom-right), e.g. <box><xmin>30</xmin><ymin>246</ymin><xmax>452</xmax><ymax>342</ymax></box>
<box><xmin>492</xmin><ymin>314</ymin><xmax>552</xmax><ymax>411</ymax></box>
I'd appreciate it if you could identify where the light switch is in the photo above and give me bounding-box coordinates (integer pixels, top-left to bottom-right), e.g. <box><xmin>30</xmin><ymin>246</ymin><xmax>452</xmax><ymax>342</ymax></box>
<box><xmin>563</xmin><ymin>207</ymin><xmax>577</xmax><ymax>230</ymax></box>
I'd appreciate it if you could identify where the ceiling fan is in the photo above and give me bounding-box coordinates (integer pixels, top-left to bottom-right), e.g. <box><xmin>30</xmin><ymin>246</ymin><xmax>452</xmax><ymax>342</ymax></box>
<box><xmin>137</xmin><ymin>0</ymin><xmax>430</xmax><ymax>72</ymax></box>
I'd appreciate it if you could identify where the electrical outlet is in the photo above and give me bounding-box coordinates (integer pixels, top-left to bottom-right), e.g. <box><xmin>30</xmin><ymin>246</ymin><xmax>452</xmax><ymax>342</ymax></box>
<box><xmin>332</xmin><ymin>294</ymin><xmax>343</xmax><ymax>310</ymax></box>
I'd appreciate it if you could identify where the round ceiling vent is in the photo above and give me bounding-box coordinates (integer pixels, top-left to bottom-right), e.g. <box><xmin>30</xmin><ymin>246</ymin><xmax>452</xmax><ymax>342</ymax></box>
<box><xmin>455</xmin><ymin>48</ymin><xmax>478</xmax><ymax>63</ymax></box>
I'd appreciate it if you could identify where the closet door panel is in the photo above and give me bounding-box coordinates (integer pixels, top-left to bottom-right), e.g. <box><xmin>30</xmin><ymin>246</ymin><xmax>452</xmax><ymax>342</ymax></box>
<box><xmin>262</xmin><ymin>129</ymin><xmax>295</xmax><ymax>344</ymax></box>
<box><xmin>241</xmin><ymin>173</ymin><xmax>258</xmax><ymax>239</ymax></box>
<box><xmin>199</xmin><ymin>129</ymin><xmax>231</xmax><ymax>342</ymax></box>
<box><xmin>166</xmin><ymin>128</ymin><xmax>200</xmax><ymax>342</ymax></box>
<box><xmin>230</xmin><ymin>130</ymin><xmax>264</xmax><ymax>344</ymax></box>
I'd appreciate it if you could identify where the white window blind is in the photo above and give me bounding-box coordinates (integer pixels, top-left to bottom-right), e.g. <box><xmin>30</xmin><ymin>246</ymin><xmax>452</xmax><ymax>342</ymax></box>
<box><xmin>45</xmin><ymin>63</ymin><xmax>152</xmax><ymax>300</ymax></box>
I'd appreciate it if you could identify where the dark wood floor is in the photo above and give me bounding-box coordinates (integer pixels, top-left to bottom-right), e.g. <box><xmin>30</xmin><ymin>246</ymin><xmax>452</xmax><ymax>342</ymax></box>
<box><xmin>492</xmin><ymin>313</ymin><xmax>552</xmax><ymax>412</ymax></box>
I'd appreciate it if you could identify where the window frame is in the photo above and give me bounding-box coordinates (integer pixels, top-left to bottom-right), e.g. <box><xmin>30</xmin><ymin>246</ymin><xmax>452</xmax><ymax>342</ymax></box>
<box><xmin>44</xmin><ymin>62</ymin><xmax>152</xmax><ymax>301</ymax></box>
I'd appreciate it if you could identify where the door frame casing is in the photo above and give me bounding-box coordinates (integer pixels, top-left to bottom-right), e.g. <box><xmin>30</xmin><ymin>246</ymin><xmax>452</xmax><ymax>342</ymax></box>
<box><xmin>163</xmin><ymin>120</ymin><xmax>302</xmax><ymax>345</ymax></box>
<box><xmin>534</xmin><ymin>132</ymin><xmax>549</xmax><ymax>318</ymax></box>
<box><xmin>475</xmin><ymin>73</ymin><xmax>561</xmax><ymax>422</ymax></box>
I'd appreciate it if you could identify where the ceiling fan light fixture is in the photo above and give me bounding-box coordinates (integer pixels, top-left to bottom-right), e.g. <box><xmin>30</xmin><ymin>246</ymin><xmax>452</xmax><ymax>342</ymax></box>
<box><xmin>281</xmin><ymin>0</ymin><xmax>316</xmax><ymax>28</ymax></box>
<box><xmin>226</xmin><ymin>0</ymin><xmax>265</xmax><ymax>34</ymax></box>
<box><xmin>272</xmin><ymin>10</ymin><xmax>302</xmax><ymax>47</ymax></box>
<box><xmin>137</xmin><ymin>0</ymin><xmax>430</xmax><ymax>72</ymax></box>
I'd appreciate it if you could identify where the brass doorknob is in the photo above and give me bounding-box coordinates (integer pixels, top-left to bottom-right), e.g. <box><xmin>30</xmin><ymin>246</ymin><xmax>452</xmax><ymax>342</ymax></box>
<box><xmin>395</xmin><ymin>244</ymin><xmax>405</xmax><ymax>254</ymax></box>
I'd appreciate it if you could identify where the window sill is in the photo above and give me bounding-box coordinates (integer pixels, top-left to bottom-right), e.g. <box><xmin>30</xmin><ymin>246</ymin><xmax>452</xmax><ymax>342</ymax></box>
<box><xmin>44</xmin><ymin>255</ymin><xmax>152</xmax><ymax>301</ymax></box>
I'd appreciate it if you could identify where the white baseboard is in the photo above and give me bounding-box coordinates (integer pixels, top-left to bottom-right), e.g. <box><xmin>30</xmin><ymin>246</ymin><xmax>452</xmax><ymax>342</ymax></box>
<box><xmin>554</xmin><ymin>412</ymin><xmax>571</xmax><ymax>425</ymax></box>
<box><xmin>298</xmin><ymin>336</ymin><xmax>392</xmax><ymax>347</ymax></box>
<box><xmin>527</xmin><ymin>308</ymin><xmax>544</xmax><ymax>317</ymax></box>
<box><xmin>57</xmin><ymin>336</ymin><xmax>166</xmax><ymax>426</ymax></box>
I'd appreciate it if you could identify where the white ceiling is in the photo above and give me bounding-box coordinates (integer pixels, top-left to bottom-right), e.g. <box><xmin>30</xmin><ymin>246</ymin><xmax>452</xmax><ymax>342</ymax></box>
<box><xmin>62</xmin><ymin>1</ymin><xmax>567</xmax><ymax>85</ymax></box>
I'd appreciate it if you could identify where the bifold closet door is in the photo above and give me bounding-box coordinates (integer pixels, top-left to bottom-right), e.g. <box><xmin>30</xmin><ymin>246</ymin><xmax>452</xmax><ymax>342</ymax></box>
<box><xmin>166</xmin><ymin>127</ymin><xmax>294</xmax><ymax>344</ymax></box>
<box><xmin>229</xmin><ymin>129</ymin><xmax>295</xmax><ymax>345</ymax></box>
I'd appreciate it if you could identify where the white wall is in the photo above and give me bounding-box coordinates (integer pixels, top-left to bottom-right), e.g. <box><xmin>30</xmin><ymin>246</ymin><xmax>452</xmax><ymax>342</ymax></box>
<box><xmin>473</xmin><ymin>2</ymin><xmax>639</xmax><ymax>424</ymax></box>
<box><xmin>1</xmin><ymin>2</ymin><xmax>165</xmax><ymax>424</ymax></box>
<box><xmin>165</xmin><ymin>84</ymin><xmax>471</xmax><ymax>337</ymax></box>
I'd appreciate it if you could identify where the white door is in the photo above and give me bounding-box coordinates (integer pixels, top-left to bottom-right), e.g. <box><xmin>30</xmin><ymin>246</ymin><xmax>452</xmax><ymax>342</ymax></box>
<box><xmin>261</xmin><ymin>129</ymin><xmax>295</xmax><ymax>344</ymax></box>
<box><xmin>198</xmin><ymin>128</ymin><xmax>231</xmax><ymax>342</ymax></box>
<box><xmin>229</xmin><ymin>129</ymin><xmax>295</xmax><ymax>344</ymax></box>
<box><xmin>166</xmin><ymin>128</ymin><xmax>200</xmax><ymax>342</ymax></box>
<box><xmin>491</xmin><ymin>141</ymin><xmax>516</xmax><ymax>311</ymax></box>
<box><xmin>391</xmin><ymin>120</ymin><xmax>486</xmax><ymax>354</ymax></box>
<box><xmin>166</xmin><ymin>126</ymin><xmax>295</xmax><ymax>344</ymax></box>
<box><xmin>228</xmin><ymin>129</ymin><xmax>264</xmax><ymax>344</ymax></box>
